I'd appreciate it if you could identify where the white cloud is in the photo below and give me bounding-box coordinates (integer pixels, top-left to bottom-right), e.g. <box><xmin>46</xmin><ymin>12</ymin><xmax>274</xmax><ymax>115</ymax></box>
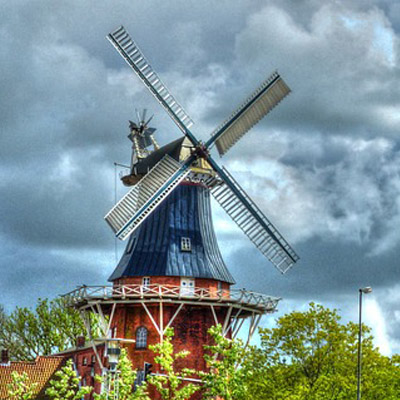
<box><xmin>364</xmin><ymin>297</ymin><xmax>392</xmax><ymax>356</ymax></box>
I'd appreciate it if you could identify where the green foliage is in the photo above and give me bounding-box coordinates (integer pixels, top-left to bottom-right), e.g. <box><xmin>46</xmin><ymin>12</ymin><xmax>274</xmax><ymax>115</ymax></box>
<box><xmin>94</xmin><ymin>348</ymin><xmax>150</xmax><ymax>400</ymax></box>
<box><xmin>0</xmin><ymin>298</ymin><xmax>100</xmax><ymax>361</ymax></box>
<box><xmin>46</xmin><ymin>359</ymin><xmax>92</xmax><ymax>400</ymax></box>
<box><xmin>246</xmin><ymin>302</ymin><xmax>400</xmax><ymax>400</ymax></box>
<box><xmin>147</xmin><ymin>328</ymin><xmax>200</xmax><ymax>400</ymax></box>
<box><xmin>200</xmin><ymin>324</ymin><xmax>250</xmax><ymax>400</ymax></box>
<box><xmin>4</xmin><ymin>299</ymin><xmax>400</xmax><ymax>400</ymax></box>
<box><xmin>7</xmin><ymin>371</ymin><xmax>38</xmax><ymax>400</ymax></box>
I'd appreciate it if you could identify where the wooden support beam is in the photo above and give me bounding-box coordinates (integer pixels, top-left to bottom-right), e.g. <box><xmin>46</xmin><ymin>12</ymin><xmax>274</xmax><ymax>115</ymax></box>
<box><xmin>210</xmin><ymin>305</ymin><xmax>219</xmax><ymax>326</ymax></box>
<box><xmin>79</xmin><ymin>310</ymin><xmax>104</xmax><ymax>371</ymax></box>
<box><xmin>224</xmin><ymin>308</ymin><xmax>242</xmax><ymax>337</ymax></box>
<box><xmin>164</xmin><ymin>303</ymin><xmax>184</xmax><ymax>333</ymax></box>
<box><xmin>141</xmin><ymin>302</ymin><xmax>162</xmax><ymax>337</ymax></box>
<box><xmin>106</xmin><ymin>303</ymin><xmax>117</xmax><ymax>335</ymax></box>
<box><xmin>222</xmin><ymin>306</ymin><xmax>233</xmax><ymax>337</ymax></box>
<box><xmin>232</xmin><ymin>317</ymin><xmax>246</xmax><ymax>339</ymax></box>
<box><xmin>245</xmin><ymin>313</ymin><xmax>256</xmax><ymax>348</ymax></box>
<box><xmin>159</xmin><ymin>301</ymin><xmax>164</xmax><ymax>342</ymax></box>
<box><xmin>95</xmin><ymin>303</ymin><xmax>108</xmax><ymax>337</ymax></box>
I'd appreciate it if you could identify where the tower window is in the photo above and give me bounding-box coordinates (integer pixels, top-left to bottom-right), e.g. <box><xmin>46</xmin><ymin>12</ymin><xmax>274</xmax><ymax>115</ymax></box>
<box><xmin>136</xmin><ymin>327</ymin><xmax>148</xmax><ymax>349</ymax></box>
<box><xmin>142</xmin><ymin>277</ymin><xmax>151</xmax><ymax>289</ymax></box>
<box><xmin>181</xmin><ymin>278</ymin><xmax>195</xmax><ymax>296</ymax></box>
<box><xmin>181</xmin><ymin>237</ymin><xmax>192</xmax><ymax>252</ymax></box>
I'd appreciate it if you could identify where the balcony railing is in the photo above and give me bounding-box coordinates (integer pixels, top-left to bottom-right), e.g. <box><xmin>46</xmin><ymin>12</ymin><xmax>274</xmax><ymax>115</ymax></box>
<box><xmin>63</xmin><ymin>284</ymin><xmax>280</xmax><ymax>312</ymax></box>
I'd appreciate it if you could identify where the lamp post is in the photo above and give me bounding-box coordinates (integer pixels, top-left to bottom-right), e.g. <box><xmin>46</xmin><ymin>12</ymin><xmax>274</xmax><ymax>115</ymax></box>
<box><xmin>357</xmin><ymin>286</ymin><xmax>372</xmax><ymax>400</ymax></box>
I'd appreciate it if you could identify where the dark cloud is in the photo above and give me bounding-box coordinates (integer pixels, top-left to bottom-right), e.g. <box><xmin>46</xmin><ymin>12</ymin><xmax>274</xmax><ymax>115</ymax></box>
<box><xmin>1</xmin><ymin>0</ymin><xmax>400</xmax><ymax>353</ymax></box>
<box><xmin>0</xmin><ymin>235</ymin><xmax>111</xmax><ymax>311</ymax></box>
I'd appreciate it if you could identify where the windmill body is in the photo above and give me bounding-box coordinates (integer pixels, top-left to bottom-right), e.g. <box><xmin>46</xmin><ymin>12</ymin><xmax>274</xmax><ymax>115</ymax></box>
<box><xmin>64</xmin><ymin>25</ymin><xmax>299</xmax><ymax>398</ymax></box>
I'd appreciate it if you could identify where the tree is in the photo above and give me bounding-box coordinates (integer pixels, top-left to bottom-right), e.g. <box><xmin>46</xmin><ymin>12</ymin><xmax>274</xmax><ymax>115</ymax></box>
<box><xmin>147</xmin><ymin>328</ymin><xmax>200</xmax><ymax>400</ymax></box>
<box><xmin>200</xmin><ymin>325</ymin><xmax>249</xmax><ymax>400</ymax></box>
<box><xmin>94</xmin><ymin>348</ymin><xmax>150</xmax><ymax>400</ymax></box>
<box><xmin>0</xmin><ymin>297</ymin><xmax>100</xmax><ymax>361</ymax></box>
<box><xmin>246</xmin><ymin>302</ymin><xmax>400</xmax><ymax>400</ymax></box>
<box><xmin>7</xmin><ymin>371</ymin><xmax>38</xmax><ymax>400</ymax></box>
<box><xmin>46</xmin><ymin>358</ymin><xmax>92</xmax><ymax>400</ymax></box>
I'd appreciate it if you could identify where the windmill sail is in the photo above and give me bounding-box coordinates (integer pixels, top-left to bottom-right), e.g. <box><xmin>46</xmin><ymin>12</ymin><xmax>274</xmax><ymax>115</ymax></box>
<box><xmin>105</xmin><ymin>155</ymin><xmax>190</xmax><ymax>240</ymax></box>
<box><xmin>211</xmin><ymin>167</ymin><xmax>299</xmax><ymax>273</ymax></box>
<box><xmin>107</xmin><ymin>26</ymin><xmax>194</xmax><ymax>134</ymax></box>
<box><xmin>207</xmin><ymin>72</ymin><xmax>290</xmax><ymax>157</ymax></box>
<box><xmin>107</xmin><ymin>25</ymin><xmax>299</xmax><ymax>273</ymax></box>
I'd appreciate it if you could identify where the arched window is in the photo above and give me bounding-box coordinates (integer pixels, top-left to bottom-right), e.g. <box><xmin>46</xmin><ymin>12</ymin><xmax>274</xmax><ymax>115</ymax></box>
<box><xmin>136</xmin><ymin>327</ymin><xmax>148</xmax><ymax>349</ymax></box>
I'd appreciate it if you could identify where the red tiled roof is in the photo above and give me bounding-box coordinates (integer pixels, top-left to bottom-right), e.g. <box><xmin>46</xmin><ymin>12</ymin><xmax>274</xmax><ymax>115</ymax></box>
<box><xmin>0</xmin><ymin>356</ymin><xmax>67</xmax><ymax>400</ymax></box>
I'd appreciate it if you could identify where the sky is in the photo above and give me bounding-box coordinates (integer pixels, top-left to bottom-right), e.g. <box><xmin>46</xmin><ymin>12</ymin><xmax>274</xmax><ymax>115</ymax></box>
<box><xmin>1</xmin><ymin>0</ymin><xmax>400</xmax><ymax>354</ymax></box>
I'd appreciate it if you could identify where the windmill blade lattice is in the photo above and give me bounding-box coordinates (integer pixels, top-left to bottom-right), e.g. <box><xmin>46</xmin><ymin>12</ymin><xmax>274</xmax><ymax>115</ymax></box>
<box><xmin>207</xmin><ymin>72</ymin><xmax>291</xmax><ymax>157</ymax></box>
<box><xmin>211</xmin><ymin>167</ymin><xmax>299</xmax><ymax>273</ymax></box>
<box><xmin>105</xmin><ymin>155</ymin><xmax>191</xmax><ymax>240</ymax></box>
<box><xmin>107</xmin><ymin>26</ymin><xmax>194</xmax><ymax>136</ymax></box>
<box><xmin>106</xmin><ymin>25</ymin><xmax>299</xmax><ymax>273</ymax></box>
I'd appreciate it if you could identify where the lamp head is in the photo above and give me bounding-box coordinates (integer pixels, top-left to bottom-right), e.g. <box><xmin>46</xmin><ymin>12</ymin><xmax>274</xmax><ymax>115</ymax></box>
<box><xmin>107</xmin><ymin>341</ymin><xmax>121</xmax><ymax>371</ymax></box>
<box><xmin>360</xmin><ymin>287</ymin><xmax>372</xmax><ymax>294</ymax></box>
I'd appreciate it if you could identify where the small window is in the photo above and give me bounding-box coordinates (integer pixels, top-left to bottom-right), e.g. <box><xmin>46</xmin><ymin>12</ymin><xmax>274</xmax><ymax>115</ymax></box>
<box><xmin>142</xmin><ymin>277</ymin><xmax>151</xmax><ymax>290</ymax></box>
<box><xmin>181</xmin><ymin>237</ymin><xmax>192</xmax><ymax>252</ymax></box>
<box><xmin>217</xmin><ymin>281</ymin><xmax>222</xmax><ymax>292</ymax></box>
<box><xmin>91</xmin><ymin>355</ymin><xmax>96</xmax><ymax>365</ymax></box>
<box><xmin>136</xmin><ymin>327</ymin><xmax>148</xmax><ymax>349</ymax></box>
<box><xmin>82</xmin><ymin>377</ymin><xmax>87</xmax><ymax>386</ymax></box>
<box><xmin>181</xmin><ymin>278</ymin><xmax>195</xmax><ymax>296</ymax></box>
<box><xmin>82</xmin><ymin>357</ymin><xmax>87</xmax><ymax>366</ymax></box>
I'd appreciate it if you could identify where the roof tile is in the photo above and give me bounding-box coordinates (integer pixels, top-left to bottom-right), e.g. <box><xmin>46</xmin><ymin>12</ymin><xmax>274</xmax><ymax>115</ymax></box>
<box><xmin>0</xmin><ymin>356</ymin><xmax>67</xmax><ymax>399</ymax></box>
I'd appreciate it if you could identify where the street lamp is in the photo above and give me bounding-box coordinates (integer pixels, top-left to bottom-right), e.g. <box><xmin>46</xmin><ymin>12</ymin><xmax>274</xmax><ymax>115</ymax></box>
<box><xmin>107</xmin><ymin>340</ymin><xmax>121</xmax><ymax>372</ymax></box>
<box><xmin>357</xmin><ymin>287</ymin><xmax>372</xmax><ymax>400</ymax></box>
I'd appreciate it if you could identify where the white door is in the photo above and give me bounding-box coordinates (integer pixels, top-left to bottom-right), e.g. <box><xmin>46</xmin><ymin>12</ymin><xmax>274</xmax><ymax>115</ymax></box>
<box><xmin>180</xmin><ymin>278</ymin><xmax>195</xmax><ymax>296</ymax></box>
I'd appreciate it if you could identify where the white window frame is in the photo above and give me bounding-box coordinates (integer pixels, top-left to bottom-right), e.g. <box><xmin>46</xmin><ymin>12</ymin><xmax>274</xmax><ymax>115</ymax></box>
<box><xmin>180</xmin><ymin>277</ymin><xmax>195</xmax><ymax>296</ymax></box>
<box><xmin>136</xmin><ymin>326</ymin><xmax>148</xmax><ymax>349</ymax></box>
<box><xmin>180</xmin><ymin>237</ymin><xmax>192</xmax><ymax>252</ymax></box>
<box><xmin>142</xmin><ymin>276</ymin><xmax>151</xmax><ymax>287</ymax></box>
<box><xmin>142</xmin><ymin>277</ymin><xmax>151</xmax><ymax>292</ymax></box>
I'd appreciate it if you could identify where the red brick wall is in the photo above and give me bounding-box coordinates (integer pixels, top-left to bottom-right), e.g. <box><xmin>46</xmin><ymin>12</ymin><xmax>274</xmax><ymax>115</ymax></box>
<box><xmin>111</xmin><ymin>277</ymin><xmax>232</xmax><ymax>399</ymax></box>
<box><xmin>111</xmin><ymin>302</ymin><xmax>229</xmax><ymax>370</ymax></box>
<box><xmin>70</xmin><ymin>346</ymin><xmax>104</xmax><ymax>398</ymax></box>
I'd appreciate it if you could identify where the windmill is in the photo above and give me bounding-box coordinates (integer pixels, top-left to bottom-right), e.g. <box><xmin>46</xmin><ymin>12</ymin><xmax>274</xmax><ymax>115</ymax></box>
<box><xmin>105</xmin><ymin>25</ymin><xmax>299</xmax><ymax>274</ymax></box>
<box><xmin>64</xmin><ymin>26</ymin><xmax>300</xmax><ymax>395</ymax></box>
